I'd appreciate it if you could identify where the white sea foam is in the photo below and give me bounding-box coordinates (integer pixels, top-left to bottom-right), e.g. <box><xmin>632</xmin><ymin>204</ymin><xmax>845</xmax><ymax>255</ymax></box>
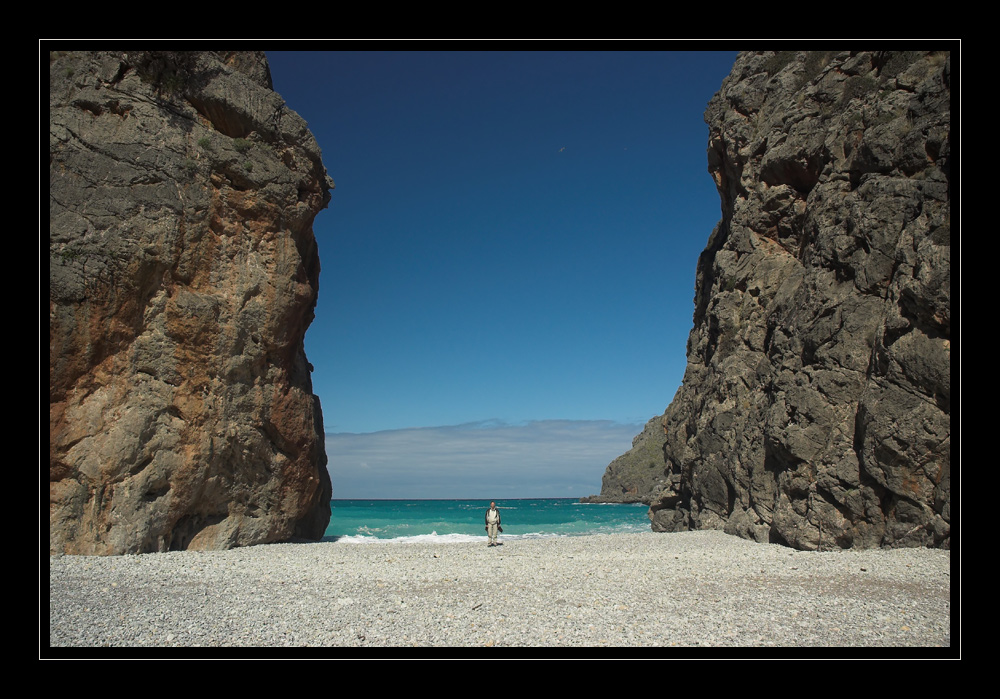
<box><xmin>335</xmin><ymin>531</ymin><xmax>485</xmax><ymax>544</ymax></box>
<box><xmin>327</xmin><ymin>498</ymin><xmax>652</xmax><ymax>540</ymax></box>
<box><xmin>331</xmin><ymin>530</ymin><xmax>612</xmax><ymax>544</ymax></box>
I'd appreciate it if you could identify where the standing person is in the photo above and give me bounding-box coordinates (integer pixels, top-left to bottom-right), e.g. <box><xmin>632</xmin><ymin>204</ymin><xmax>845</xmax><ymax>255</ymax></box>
<box><xmin>485</xmin><ymin>501</ymin><xmax>502</xmax><ymax>547</ymax></box>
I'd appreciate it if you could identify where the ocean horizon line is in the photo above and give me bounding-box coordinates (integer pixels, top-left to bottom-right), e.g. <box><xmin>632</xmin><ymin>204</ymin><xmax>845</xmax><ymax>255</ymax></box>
<box><xmin>330</xmin><ymin>496</ymin><xmax>597</xmax><ymax>501</ymax></box>
<box><xmin>325</xmin><ymin>498</ymin><xmax>652</xmax><ymax>541</ymax></box>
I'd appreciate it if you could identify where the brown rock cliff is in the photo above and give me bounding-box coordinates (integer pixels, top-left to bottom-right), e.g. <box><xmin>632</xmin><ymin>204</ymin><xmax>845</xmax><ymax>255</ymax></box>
<box><xmin>49</xmin><ymin>51</ymin><xmax>334</xmax><ymax>554</ymax></box>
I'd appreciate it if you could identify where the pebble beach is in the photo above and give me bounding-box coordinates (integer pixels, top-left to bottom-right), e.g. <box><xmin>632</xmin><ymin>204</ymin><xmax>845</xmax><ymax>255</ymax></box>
<box><xmin>47</xmin><ymin>530</ymin><xmax>952</xmax><ymax>652</ymax></box>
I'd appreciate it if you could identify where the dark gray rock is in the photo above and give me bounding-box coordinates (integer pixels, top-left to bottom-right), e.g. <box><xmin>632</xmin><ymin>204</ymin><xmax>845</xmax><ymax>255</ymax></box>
<box><xmin>591</xmin><ymin>50</ymin><xmax>951</xmax><ymax>549</ymax></box>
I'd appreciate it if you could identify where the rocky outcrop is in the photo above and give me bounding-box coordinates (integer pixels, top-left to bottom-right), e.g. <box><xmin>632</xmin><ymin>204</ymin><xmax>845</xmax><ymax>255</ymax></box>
<box><xmin>49</xmin><ymin>51</ymin><xmax>334</xmax><ymax>554</ymax></box>
<box><xmin>580</xmin><ymin>416</ymin><xmax>668</xmax><ymax>504</ymax></box>
<box><xmin>591</xmin><ymin>51</ymin><xmax>951</xmax><ymax>549</ymax></box>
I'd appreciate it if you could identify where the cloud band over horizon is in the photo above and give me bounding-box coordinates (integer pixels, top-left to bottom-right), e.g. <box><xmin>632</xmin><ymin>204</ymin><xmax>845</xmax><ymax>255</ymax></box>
<box><xmin>325</xmin><ymin>418</ymin><xmax>645</xmax><ymax>500</ymax></box>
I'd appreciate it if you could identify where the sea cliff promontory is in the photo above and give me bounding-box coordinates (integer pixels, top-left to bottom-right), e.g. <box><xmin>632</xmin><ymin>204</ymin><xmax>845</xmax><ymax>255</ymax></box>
<box><xmin>49</xmin><ymin>51</ymin><xmax>334</xmax><ymax>554</ymax></box>
<box><xmin>587</xmin><ymin>50</ymin><xmax>951</xmax><ymax>550</ymax></box>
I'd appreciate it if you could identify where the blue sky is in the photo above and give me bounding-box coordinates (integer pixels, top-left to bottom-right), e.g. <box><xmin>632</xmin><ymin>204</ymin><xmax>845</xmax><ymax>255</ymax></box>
<box><xmin>265</xmin><ymin>50</ymin><xmax>739</xmax><ymax>498</ymax></box>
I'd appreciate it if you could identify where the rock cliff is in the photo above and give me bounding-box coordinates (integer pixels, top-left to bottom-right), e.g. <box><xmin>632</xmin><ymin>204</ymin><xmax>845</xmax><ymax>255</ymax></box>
<box><xmin>49</xmin><ymin>51</ymin><xmax>334</xmax><ymax>554</ymax></box>
<box><xmin>589</xmin><ymin>50</ymin><xmax>951</xmax><ymax>549</ymax></box>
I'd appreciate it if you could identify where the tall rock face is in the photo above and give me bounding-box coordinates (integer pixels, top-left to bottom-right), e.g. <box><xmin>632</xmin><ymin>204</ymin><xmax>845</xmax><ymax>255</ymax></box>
<box><xmin>49</xmin><ymin>51</ymin><xmax>334</xmax><ymax>554</ymax></box>
<box><xmin>595</xmin><ymin>50</ymin><xmax>951</xmax><ymax>550</ymax></box>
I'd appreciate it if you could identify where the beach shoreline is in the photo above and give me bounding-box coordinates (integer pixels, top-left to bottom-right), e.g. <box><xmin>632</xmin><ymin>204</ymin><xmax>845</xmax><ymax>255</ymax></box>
<box><xmin>47</xmin><ymin>530</ymin><xmax>951</xmax><ymax>651</ymax></box>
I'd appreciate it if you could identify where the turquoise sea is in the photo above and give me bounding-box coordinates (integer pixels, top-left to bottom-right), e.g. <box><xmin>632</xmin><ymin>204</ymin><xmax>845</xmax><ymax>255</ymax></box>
<box><xmin>324</xmin><ymin>498</ymin><xmax>651</xmax><ymax>543</ymax></box>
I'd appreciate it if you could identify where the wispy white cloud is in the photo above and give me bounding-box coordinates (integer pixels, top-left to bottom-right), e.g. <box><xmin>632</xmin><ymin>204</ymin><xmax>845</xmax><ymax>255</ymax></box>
<box><xmin>325</xmin><ymin>419</ymin><xmax>643</xmax><ymax>499</ymax></box>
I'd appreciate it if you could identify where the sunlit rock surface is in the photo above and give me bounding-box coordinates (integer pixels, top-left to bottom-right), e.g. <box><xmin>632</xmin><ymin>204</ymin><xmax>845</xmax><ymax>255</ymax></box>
<box><xmin>49</xmin><ymin>51</ymin><xmax>334</xmax><ymax>554</ymax></box>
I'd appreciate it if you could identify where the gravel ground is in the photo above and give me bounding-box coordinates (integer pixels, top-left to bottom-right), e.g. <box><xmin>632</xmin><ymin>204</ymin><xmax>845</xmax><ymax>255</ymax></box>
<box><xmin>47</xmin><ymin>530</ymin><xmax>952</xmax><ymax>652</ymax></box>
